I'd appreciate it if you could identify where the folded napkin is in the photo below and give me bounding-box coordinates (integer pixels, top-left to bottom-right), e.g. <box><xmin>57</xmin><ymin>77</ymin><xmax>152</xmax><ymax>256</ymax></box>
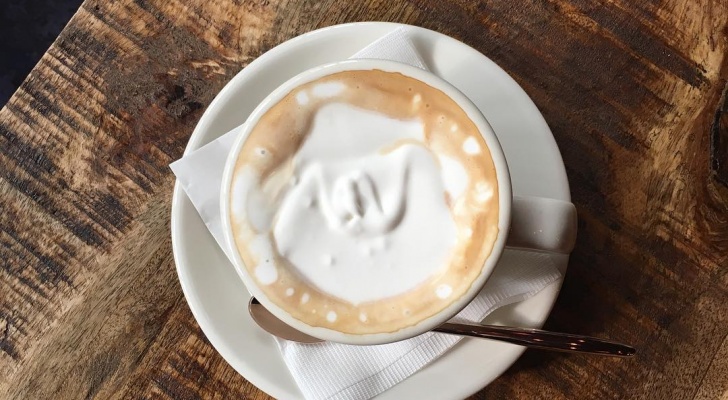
<box><xmin>171</xmin><ymin>27</ymin><xmax>562</xmax><ymax>400</ymax></box>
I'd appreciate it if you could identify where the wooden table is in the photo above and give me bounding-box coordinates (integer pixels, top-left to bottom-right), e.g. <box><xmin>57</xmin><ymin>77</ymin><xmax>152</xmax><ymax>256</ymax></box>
<box><xmin>1</xmin><ymin>0</ymin><xmax>726</xmax><ymax>398</ymax></box>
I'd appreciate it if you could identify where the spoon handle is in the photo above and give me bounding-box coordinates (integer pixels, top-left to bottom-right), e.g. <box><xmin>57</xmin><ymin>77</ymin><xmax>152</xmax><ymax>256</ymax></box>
<box><xmin>435</xmin><ymin>322</ymin><xmax>635</xmax><ymax>357</ymax></box>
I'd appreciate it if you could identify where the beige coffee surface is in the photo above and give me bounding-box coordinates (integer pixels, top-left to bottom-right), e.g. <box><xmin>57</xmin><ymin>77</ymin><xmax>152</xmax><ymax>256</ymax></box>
<box><xmin>230</xmin><ymin>69</ymin><xmax>499</xmax><ymax>334</ymax></box>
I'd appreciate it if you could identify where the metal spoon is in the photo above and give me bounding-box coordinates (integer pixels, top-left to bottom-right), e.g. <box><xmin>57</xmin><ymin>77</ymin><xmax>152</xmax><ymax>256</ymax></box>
<box><xmin>248</xmin><ymin>297</ymin><xmax>635</xmax><ymax>357</ymax></box>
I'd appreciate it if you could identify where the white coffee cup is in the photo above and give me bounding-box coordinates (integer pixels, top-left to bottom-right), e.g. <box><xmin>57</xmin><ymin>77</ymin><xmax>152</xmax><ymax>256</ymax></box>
<box><xmin>220</xmin><ymin>59</ymin><xmax>577</xmax><ymax>345</ymax></box>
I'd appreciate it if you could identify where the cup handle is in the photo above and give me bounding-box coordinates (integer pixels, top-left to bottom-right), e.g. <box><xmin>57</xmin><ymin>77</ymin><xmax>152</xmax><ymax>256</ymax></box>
<box><xmin>506</xmin><ymin>196</ymin><xmax>578</xmax><ymax>254</ymax></box>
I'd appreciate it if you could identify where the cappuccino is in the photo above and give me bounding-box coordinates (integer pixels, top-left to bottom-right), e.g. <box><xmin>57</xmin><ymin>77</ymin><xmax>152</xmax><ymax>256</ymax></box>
<box><xmin>229</xmin><ymin>69</ymin><xmax>499</xmax><ymax>334</ymax></box>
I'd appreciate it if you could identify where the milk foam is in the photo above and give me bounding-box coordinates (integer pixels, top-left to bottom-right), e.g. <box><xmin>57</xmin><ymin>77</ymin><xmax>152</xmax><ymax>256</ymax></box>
<box><xmin>271</xmin><ymin>103</ymin><xmax>458</xmax><ymax>304</ymax></box>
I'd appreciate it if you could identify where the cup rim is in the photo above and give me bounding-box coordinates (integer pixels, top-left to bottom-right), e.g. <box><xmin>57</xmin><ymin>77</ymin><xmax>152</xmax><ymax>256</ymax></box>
<box><xmin>220</xmin><ymin>58</ymin><xmax>512</xmax><ymax>345</ymax></box>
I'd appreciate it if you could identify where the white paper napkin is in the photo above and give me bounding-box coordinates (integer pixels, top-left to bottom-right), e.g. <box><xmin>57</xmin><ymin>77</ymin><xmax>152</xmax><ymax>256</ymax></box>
<box><xmin>171</xmin><ymin>27</ymin><xmax>562</xmax><ymax>400</ymax></box>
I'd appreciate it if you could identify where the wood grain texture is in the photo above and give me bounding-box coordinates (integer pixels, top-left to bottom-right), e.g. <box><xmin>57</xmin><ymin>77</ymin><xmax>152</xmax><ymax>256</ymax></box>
<box><xmin>0</xmin><ymin>0</ymin><xmax>726</xmax><ymax>399</ymax></box>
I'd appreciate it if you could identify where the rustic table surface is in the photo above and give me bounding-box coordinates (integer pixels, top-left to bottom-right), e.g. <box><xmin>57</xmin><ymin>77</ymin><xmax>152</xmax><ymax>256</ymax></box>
<box><xmin>1</xmin><ymin>0</ymin><xmax>727</xmax><ymax>399</ymax></box>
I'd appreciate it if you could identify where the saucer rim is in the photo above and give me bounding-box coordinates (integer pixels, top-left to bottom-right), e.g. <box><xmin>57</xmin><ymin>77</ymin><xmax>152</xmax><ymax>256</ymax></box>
<box><xmin>171</xmin><ymin>21</ymin><xmax>569</xmax><ymax>400</ymax></box>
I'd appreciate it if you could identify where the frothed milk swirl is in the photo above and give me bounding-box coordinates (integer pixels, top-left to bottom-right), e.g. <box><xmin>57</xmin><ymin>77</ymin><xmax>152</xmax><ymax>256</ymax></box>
<box><xmin>229</xmin><ymin>69</ymin><xmax>499</xmax><ymax>334</ymax></box>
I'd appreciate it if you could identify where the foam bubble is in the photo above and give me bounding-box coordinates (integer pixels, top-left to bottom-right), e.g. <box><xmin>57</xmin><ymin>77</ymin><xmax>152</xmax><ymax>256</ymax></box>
<box><xmin>359</xmin><ymin>313</ymin><xmax>368</xmax><ymax>323</ymax></box>
<box><xmin>463</xmin><ymin>137</ymin><xmax>481</xmax><ymax>154</ymax></box>
<box><xmin>249</xmin><ymin>235</ymin><xmax>274</xmax><ymax>264</ymax></box>
<box><xmin>296</xmin><ymin>91</ymin><xmax>309</xmax><ymax>105</ymax></box>
<box><xmin>326</xmin><ymin>311</ymin><xmax>337</xmax><ymax>322</ymax></box>
<box><xmin>475</xmin><ymin>181</ymin><xmax>494</xmax><ymax>203</ymax></box>
<box><xmin>231</xmin><ymin>168</ymin><xmax>256</xmax><ymax>223</ymax></box>
<box><xmin>285</xmin><ymin>288</ymin><xmax>294</xmax><ymax>297</ymax></box>
<box><xmin>312</xmin><ymin>82</ymin><xmax>346</xmax><ymax>98</ymax></box>
<box><xmin>254</xmin><ymin>263</ymin><xmax>277</xmax><ymax>285</ymax></box>
<box><xmin>438</xmin><ymin>155</ymin><xmax>468</xmax><ymax>199</ymax></box>
<box><xmin>436</xmin><ymin>284</ymin><xmax>452</xmax><ymax>299</ymax></box>
<box><xmin>301</xmin><ymin>293</ymin><xmax>310</xmax><ymax>304</ymax></box>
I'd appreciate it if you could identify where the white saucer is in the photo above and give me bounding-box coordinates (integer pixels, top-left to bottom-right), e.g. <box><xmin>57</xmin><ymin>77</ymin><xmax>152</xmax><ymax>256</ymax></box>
<box><xmin>171</xmin><ymin>22</ymin><xmax>571</xmax><ymax>399</ymax></box>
